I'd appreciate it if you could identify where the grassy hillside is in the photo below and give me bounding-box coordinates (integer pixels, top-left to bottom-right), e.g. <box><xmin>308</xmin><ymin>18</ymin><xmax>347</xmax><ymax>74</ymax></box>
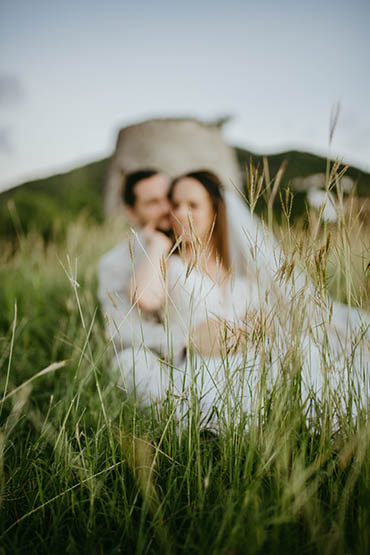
<box><xmin>1</xmin><ymin>147</ymin><xmax>370</xmax><ymax>242</ymax></box>
<box><xmin>1</xmin><ymin>198</ymin><xmax>369</xmax><ymax>554</ymax></box>
<box><xmin>236</xmin><ymin>148</ymin><xmax>370</xmax><ymax>221</ymax></box>
<box><xmin>236</xmin><ymin>147</ymin><xmax>370</xmax><ymax>196</ymax></box>
<box><xmin>0</xmin><ymin>158</ymin><xmax>108</xmax><ymax>240</ymax></box>
<box><xmin>1</xmin><ymin>145</ymin><xmax>370</xmax><ymax>553</ymax></box>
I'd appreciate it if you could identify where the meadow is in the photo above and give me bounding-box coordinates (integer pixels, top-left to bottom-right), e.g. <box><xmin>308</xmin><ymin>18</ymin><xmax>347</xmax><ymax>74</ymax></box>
<box><xmin>0</xmin><ymin>164</ymin><xmax>370</xmax><ymax>554</ymax></box>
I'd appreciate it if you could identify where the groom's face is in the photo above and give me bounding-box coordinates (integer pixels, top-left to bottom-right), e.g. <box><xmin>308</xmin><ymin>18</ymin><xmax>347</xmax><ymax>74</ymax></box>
<box><xmin>129</xmin><ymin>174</ymin><xmax>171</xmax><ymax>231</ymax></box>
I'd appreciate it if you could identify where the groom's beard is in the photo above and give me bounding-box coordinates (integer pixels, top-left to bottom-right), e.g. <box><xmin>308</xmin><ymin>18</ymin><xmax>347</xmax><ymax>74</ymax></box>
<box><xmin>156</xmin><ymin>227</ymin><xmax>175</xmax><ymax>241</ymax></box>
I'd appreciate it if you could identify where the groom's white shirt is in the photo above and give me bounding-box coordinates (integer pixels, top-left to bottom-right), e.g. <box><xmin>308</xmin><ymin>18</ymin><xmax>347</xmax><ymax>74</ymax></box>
<box><xmin>98</xmin><ymin>230</ymin><xmax>185</xmax><ymax>363</ymax></box>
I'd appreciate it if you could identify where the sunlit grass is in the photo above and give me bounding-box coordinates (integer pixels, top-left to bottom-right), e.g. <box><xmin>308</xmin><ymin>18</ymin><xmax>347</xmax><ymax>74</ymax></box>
<box><xmin>0</xmin><ymin>169</ymin><xmax>369</xmax><ymax>554</ymax></box>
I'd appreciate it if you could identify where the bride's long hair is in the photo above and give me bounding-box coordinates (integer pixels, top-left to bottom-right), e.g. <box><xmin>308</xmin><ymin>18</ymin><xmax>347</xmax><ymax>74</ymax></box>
<box><xmin>169</xmin><ymin>170</ymin><xmax>230</xmax><ymax>270</ymax></box>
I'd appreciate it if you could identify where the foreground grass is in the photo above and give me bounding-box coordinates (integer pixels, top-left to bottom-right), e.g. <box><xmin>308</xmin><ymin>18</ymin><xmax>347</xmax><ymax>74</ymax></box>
<box><xmin>0</xmin><ymin>204</ymin><xmax>369</xmax><ymax>554</ymax></box>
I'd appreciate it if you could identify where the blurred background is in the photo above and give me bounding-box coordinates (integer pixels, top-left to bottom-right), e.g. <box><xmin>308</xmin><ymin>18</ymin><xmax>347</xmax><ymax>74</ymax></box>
<box><xmin>1</xmin><ymin>0</ymin><xmax>370</xmax><ymax>193</ymax></box>
<box><xmin>1</xmin><ymin>6</ymin><xmax>370</xmax><ymax>552</ymax></box>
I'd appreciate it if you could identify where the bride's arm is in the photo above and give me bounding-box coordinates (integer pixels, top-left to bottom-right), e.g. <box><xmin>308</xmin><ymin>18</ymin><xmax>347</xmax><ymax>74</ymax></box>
<box><xmin>191</xmin><ymin>319</ymin><xmax>244</xmax><ymax>357</ymax></box>
<box><xmin>192</xmin><ymin>310</ymin><xmax>274</xmax><ymax>357</ymax></box>
<box><xmin>132</xmin><ymin>230</ymin><xmax>172</xmax><ymax>312</ymax></box>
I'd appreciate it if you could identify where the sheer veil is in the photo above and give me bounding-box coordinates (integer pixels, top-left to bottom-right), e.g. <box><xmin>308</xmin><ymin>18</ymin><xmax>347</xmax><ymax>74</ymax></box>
<box><xmin>223</xmin><ymin>188</ymin><xmax>370</xmax><ymax>346</ymax></box>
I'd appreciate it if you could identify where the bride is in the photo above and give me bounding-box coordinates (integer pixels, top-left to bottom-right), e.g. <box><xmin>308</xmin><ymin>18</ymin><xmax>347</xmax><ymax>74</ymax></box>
<box><xmin>119</xmin><ymin>170</ymin><xmax>369</xmax><ymax>428</ymax></box>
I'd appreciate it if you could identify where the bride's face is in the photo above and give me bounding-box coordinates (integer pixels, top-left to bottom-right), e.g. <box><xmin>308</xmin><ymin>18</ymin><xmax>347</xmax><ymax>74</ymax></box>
<box><xmin>170</xmin><ymin>177</ymin><xmax>216</xmax><ymax>244</ymax></box>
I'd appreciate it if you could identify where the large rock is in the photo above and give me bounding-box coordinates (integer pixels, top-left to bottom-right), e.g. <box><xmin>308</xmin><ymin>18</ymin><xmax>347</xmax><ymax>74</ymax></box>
<box><xmin>292</xmin><ymin>173</ymin><xmax>369</xmax><ymax>223</ymax></box>
<box><xmin>291</xmin><ymin>173</ymin><xmax>354</xmax><ymax>193</ymax></box>
<box><xmin>104</xmin><ymin>117</ymin><xmax>242</xmax><ymax>216</ymax></box>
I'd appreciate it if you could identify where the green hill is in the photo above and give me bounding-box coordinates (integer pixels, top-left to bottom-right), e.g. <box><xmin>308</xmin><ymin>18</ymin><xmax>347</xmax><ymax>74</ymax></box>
<box><xmin>235</xmin><ymin>147</ymin><xmax>370</xmax><ymax>196</ymax></box>
<box><xmin>0</xmin><ymin>158</ymin><xmax>108</xmax><ymax>240</ymax></box>
<box><xmin>1</xmin><ymin>147</ymin><xmax>369</xmax><ymax>242</ymax></box>
<box><xmin>235</xmin><ymin>147</ymin><xmax>370</xmax><ymax>221</ymax></box>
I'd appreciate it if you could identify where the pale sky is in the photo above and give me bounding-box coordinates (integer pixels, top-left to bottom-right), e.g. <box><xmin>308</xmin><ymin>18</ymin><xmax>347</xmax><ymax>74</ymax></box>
<box><xmin>1</xmin><ymin>0</ymin><xmax>370</xmax><ymax>193</ymax></box>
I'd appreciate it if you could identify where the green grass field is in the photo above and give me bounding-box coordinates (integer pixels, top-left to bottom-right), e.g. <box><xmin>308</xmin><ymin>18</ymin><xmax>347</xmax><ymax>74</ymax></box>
<box><xmin>1</xmin><ymin>164</ymin><xmax>370</xmax><ymax>554</ymax></box>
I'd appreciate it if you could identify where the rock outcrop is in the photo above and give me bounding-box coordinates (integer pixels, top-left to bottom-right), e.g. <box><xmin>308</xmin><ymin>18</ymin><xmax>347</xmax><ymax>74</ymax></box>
<box><xmin>291</xmin><ymin>173</ymin><xmax>354</xmax><ymax>193</ymax></box>
<box><xmin>291</xmin><ymin>173</ymin><xmax>370</xmax><ymax>223</ymax></box>
<box><xmin>104</xmin><ymin>117</ymin><xmax>241</xmax><ymax>216</ymax></box>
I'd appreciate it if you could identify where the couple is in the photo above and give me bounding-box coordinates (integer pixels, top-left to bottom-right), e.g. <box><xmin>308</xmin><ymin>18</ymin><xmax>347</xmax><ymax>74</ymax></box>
<box><xmin>99</xmin><ymin>169</ymin><xmax>369</xmax><ymax>428</ymax></box>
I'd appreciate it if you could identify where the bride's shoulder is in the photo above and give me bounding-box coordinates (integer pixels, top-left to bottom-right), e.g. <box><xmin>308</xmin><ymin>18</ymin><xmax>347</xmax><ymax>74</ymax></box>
<box><xmin>167</xmin><ymin>255</ymin><xmax>186</xmax><ymax>278</ymax></box>
<box><xmin>167</xmin><ymin>255</ymin><xmax>201</xmax><ymax>288</ymax></box>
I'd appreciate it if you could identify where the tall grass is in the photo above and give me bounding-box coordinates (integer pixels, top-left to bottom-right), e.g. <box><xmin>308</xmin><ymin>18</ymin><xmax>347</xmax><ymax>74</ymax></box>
<box><xmin>0</xmin><ymin>169</ymin><xmax>369</xmax><ymax>554</ymax></box>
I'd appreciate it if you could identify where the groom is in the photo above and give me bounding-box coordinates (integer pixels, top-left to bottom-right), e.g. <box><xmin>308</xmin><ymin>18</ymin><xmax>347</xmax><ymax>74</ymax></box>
<box><xmin>98</xmin><ymin>169</ymin><xmax>185</xmax><ymax>365</ymax></box>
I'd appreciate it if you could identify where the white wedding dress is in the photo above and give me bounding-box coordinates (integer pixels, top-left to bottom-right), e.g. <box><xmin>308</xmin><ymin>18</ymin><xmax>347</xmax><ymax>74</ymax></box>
<box><xmin>114</xmin><ymin>254</ymin><xmax>267</xmax><ymax>427</ymax></box>
<box><xmin>115</xmin><ymin>253</ymin><xmax>369</xmax><ymax>429</ymax></box>
<box><xmin>114</xmin><ymin>190</ymin><xmax>370</xmax><ymax>429</ymax></box>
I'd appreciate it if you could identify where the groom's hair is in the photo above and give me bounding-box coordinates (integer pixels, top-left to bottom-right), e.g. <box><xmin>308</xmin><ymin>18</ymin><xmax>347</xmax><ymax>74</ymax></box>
<box><xmin>123</xmin><ymin>169</ymin><xmax>161</xmax><ymax>206</ymax></box>
<box><xmin>170</xmin><ymin>170</ymin><xmax>230</xmax><ymax>270</ymax></box>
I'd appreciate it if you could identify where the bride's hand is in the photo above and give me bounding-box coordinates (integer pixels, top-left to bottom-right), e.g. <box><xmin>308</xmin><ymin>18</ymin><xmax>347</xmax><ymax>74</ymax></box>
<box><xmin>243</xmin><ymin>310</ymin><xmax>274</xmax><ymax>341</ymax></box>
<box><xmin>142</xmin><ymin>225</ymin><xmax>173</xmax><ymax>256</ymax></box>
<box><xmin>132</xmin><ymin>227</ymin><xmax>172</xmax><ymax>312</ymax></box>
<box><xmin>191</xmin><ymin>319</ymin><xmax>244</xmax><ymax>357</ymax></box>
